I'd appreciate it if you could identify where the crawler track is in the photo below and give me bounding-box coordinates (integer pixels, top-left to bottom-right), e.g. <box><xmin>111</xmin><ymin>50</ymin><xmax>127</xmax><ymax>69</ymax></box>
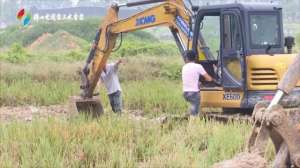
<box><xmin>203</xmin><ymin>107</ymin><xmax>300</xmax><ymax>124</ymax></box>
<box><xmin>153</xmin><ymin>112</ymin><xmax>254</xmax><ymax>124</ymax></box>
<box><xmin>204</xmin><ymin>112</ymin><xmax>253</xmax><ymax>123</ymax></box>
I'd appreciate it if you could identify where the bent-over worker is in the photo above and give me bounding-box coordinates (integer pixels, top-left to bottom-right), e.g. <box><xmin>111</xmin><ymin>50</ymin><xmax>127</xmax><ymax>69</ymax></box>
<box><xmin>100</xmin><ymin>59</ymin><xmax>123</xmax><ymax>113</ymax></box>
<box><xmin>182</xmin><ymin>51</ymin><xmax>213</xmax><ymax>118</ymax></box>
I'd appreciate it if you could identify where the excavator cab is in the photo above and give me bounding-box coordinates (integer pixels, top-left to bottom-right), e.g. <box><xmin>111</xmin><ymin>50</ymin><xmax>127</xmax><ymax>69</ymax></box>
<box><xmin>191</xmin><ymin>3</ymin><xmax>299</xmax><ymax>111</ymax></box>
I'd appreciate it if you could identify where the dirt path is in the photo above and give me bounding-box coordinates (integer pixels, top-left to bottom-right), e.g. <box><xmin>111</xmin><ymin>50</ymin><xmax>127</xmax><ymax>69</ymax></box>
<box><xmin>0</xmin><ymin>105</ymin><xmax>168</xmax><ymax>123</ymax></box>
<box><xmin>0</xmin><ymin>105</ymin><xmax>69</xmax><ymax>122</ymax></box>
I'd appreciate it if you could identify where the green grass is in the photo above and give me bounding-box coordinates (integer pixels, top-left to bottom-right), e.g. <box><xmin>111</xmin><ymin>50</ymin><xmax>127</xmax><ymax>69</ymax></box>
<box><xmin>1</xmin><ymin>75</ymin><xmax>185</xmax><ymax>116</ymax></box>
<box><xmin>0</xmin><ymin>55</ymin><xmax>257</xmax><ymax>167</ymax></box>
<box><xmin>0</xmin><ymin>61</ymin><xmax>80</xmax><ymax>106</ymax></box>
<box><xmin>0</xmin><ymin>43</ymin><xmax>89</xmax><ymax>63</ymax></box>
<box><xmin>0</xmin><ymin>38</ymin><xmax>178</xmax><ymax>63</ymax></box>
<box><xmin>0</xmin><ymin>115</ymin><xmax>251</xmax><ymax>168</ymax></box>
<box><xmin>0</xmin><ymin>57</ymin><xmax>183</xmax><ymax>111</ymax></box>
<box><xmin>0</xmin><ymin>78</ymin><xmax>78</xmax><ymax>106</ymax></box>
<box><xmin>1</xmin><ymin>74</ymin><xmax>184</xmax><ymax>117</ymax></box>
<box><xmin>113</xmin><ymin>39</ymin><xmax>178</xmax><ymax>58</ymax></box>
<box><xmin>0</xmin><ymin>54</ymin><xmax>276</xmax><ymax>167</ymax></box>
<box><xmin>122</xmin><ymin>80</ymin><xmax>186</xmax><ymax>116</ymax></box>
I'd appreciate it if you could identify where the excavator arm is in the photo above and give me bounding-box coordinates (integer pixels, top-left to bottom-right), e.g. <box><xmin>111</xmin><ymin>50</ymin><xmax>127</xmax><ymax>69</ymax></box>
<box><xmin>79</xmin><ymin>0</ymin><xmax>210</xmax><ymax>99</ymax></box>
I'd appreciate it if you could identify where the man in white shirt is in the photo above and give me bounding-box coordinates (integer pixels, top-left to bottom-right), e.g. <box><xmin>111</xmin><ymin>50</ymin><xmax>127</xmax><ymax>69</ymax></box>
<box><xmin>100</xmin><ymin>60</ymin><xmax>123</xmax><ymax>113</ymax></box>
<box><xmin>182</xmin><ymin>51</ymin><xmax>213</xmax><ymax>118</ymax></box>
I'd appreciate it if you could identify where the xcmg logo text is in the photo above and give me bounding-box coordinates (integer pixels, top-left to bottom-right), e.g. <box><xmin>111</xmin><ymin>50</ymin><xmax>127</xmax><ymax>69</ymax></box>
<box><xmin>136</xmin><ymin>15</ymin><xmax>156</xmax><ymax>26</ymax></box>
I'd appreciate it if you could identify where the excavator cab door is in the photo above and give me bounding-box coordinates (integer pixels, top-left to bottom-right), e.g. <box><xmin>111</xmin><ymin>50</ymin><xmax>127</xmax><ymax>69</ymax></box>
<box><xmin>196</xmin><ymin>10</ymin><xmax>246</xmax><ymax>108</ymax></box>
<box><xmin>219</xmin><ymin>10</ymin><xmax>246</xmax><ymax>106</ymax></box>
<box><xmin>220</xmin><ymin>10</ymin><xmax>245</xmax><ymax>89</ymax></box>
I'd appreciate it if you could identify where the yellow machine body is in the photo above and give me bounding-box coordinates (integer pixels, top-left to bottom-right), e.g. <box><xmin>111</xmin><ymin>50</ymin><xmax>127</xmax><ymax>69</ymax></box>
<box><xmin>201</xmin><ymin>54</ymin><xmax>300</xmax><ymax>108</ymax></box>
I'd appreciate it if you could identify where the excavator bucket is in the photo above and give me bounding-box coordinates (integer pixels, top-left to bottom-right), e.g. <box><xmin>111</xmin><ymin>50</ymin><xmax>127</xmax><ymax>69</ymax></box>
<box><xmin>69</xmin><ymin>96</ymin><xmax>103</xmax><ymax>118</ymax></box>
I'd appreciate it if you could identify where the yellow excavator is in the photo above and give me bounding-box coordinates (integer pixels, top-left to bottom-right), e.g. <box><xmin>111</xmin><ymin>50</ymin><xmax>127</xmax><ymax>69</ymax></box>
<box><xmin>73</xmin><ymin>0</ymin><xmax>299</xmax><ymax>115</ymax></box>
<box><xmin>70</xmin><ymin>0</ymin><xmax>300</xmax><ymax>166</ymax></box>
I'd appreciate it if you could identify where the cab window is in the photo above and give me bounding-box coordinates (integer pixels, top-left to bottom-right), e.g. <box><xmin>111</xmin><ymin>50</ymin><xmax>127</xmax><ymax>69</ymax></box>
<box><xmin>222</xmin><ymin>13</ymin><xmax>243</xmax><ymax>82</ymax></box>
<box><xmin>223</xmin><ymin>14</ymin><xmax>242</xmax><ymax>51</ymax></box>
<box><xmin>249</xmin><ymin>13</ymin><xmax>280</xmax><ymax>48</ymax></box>
<box><xmin>201</xmin><ymin>16</ymin><xmax>221</xmax><ymax>60</ymax></box>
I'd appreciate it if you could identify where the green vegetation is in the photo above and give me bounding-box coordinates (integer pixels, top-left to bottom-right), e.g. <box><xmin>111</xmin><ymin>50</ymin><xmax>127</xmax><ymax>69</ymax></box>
<box><xmin>0</xmin><ymin>19</ymin><xmax>100</xmax><ymax>47</ymax></box>
<box><xmin>114</xmin><ymin>39</ymin><xmax>178</xmax><ymax>58</ymax></box>
<box><xmin>0</xmin><ymin>44</ymin><xmax>86</xmax><ymax>63</ymax></box>
<box><xmin>0</xmin><ymin>57</ymin><xmax>182</xmax><ymax>114</ymax></box>
<box><xmin>0</xmin><ymin>52</ymin><xmax>253</xmax><ymax>167</ymax></box>
<box><xmin>0</xmin><ymin>43</ymin><xmax>31</xmax><ymax>63</ymax></box>
<box><xmin>0</xmin><ymin>19</ymin><xmax>162</xmax><ymax>47</ymax></box>
<box><xmin>0</xmin><ymin>19</ymin><xmax>179</xmax><ymax>63</ymax></box>
<box><xmin>0</xmin><ymin>116</ymin><xmax>250</xmax><ymax>168</ymax></box>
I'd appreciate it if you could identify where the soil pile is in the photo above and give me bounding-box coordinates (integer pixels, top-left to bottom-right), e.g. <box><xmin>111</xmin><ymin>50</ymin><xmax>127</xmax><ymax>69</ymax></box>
<box><xmin>27</xmin><ymin>31</ymin><xmax>87</xmax><ymax>52</ymax></box>
<box><xmin>27</xmin><ymin>32</ymin><xmax>53</xmax><ymax>50</ymax></box>
<box><xmin>213</xmin><ymin>152</ymin><xmax>267</xmax><ymax>168</ymax></box>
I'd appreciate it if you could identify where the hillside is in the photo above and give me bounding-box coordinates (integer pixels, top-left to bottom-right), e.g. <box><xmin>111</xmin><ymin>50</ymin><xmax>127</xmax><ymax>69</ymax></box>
<box><xmin>0</xmin><ymin>19</ymin><xmax>161</xmax><ymax>48</ymax></box>
<box><xmin>0</xmin><ymin>19</ymin><xmax>179</xmax><ymax>63</ymax></box>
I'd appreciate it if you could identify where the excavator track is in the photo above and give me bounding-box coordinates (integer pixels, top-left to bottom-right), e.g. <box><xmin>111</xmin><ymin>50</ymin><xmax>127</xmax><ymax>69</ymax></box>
<box><xmin>202</xmin><ymin>91</ymin><xmax>300</xmax><ymax>123</ymax></box>
<box><xmin>204</xmin><ymin>107</ymin><xmax>300</xmax><ymax>124</ymax></box>
<box><xmin>204</xmin><ymin>112</ymin><xmax>253</xmax><ymax>123</ymax></box>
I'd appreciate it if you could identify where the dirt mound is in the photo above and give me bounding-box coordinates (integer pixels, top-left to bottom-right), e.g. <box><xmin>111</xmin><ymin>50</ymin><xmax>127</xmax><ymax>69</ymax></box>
<box><xmin>27</xmin><ymin>31</ymin><xmax>87</xmax><ymax>52</ymax></box>
<box><xmin>212</xmin><ymin>152</ymin><xmax>267</xmax><ymax>168</ymax></box>
<box><xmin>27</xmin><ymin>32</ymin><xmax>53</xmax><ymax>50</ymax></box>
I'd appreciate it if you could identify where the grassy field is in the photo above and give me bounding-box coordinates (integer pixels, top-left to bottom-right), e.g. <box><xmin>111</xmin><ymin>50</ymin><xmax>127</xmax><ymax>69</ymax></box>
<box><xmin>0</xmin><ymin>116</ymin><xmax>250</xmax><ymax>168</ymax></box>
<box><xmin>0</xmin><ymin>52</ymin><xmax>254</xmax><ymax>167</ymax></box>
<box><xmin>0</xmin><ymin>56</ymin><xmax>184</xmax><ymax>115</ymax></box>
<box><xmin>0</xmin><ymin>20</ymin><xmax>290</xmax><ymax>167</ymax></box>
